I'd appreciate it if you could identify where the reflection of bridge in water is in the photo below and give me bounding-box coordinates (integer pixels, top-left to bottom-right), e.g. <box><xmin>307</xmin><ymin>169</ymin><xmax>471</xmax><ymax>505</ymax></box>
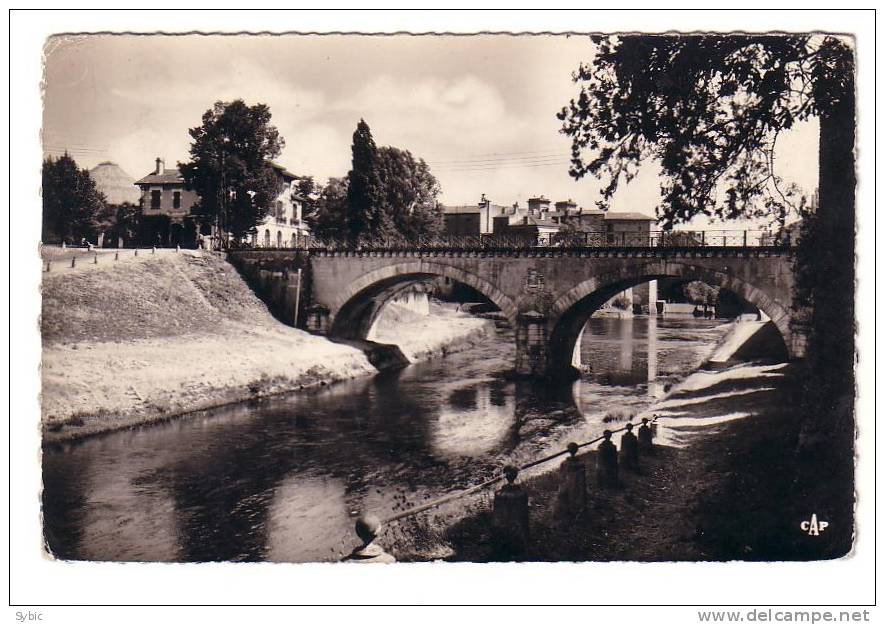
<box><xmin>230</xmin><ymin>236</ymin><xmax>803</xmax><ymax>379</ymax></box>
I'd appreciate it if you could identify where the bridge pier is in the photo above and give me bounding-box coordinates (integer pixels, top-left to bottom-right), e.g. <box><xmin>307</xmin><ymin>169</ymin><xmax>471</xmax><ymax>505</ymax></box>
<box><xmin>515</xmin><ymin>311</ymin><xmax>550</xmax><ymax>377</ymax></box>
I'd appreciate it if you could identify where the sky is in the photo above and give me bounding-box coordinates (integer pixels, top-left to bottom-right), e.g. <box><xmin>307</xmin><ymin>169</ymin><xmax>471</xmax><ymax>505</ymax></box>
<box><xmin>42</xmin><ymin>33</ymin><xmax>819</xmax><ymax>227</ymax></box>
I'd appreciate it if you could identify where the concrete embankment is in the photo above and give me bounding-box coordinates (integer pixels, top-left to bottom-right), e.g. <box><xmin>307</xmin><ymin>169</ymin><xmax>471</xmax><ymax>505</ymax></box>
<box><xmin>40</xmin><ymin>250</ymin><xmax>492</xmax><ymax>443</ymax></box>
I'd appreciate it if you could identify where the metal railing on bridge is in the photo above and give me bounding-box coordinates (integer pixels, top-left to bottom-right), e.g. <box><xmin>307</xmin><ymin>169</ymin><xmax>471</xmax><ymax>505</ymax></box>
<box><xmin>236</xmin><ymin>229</ymin><xmax>793</xmax><ymax>252</ymax></box>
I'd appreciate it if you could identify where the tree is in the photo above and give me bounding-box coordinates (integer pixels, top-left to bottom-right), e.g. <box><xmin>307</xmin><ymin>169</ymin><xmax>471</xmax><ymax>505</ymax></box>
<box><xmin>97</xmin><ymin>201</ymin><xmax>140</xmax><ymax>246</ymax></box>
<box><xmin>179</xmin><ymin>100</ymin><xmax>285</xmax><ymax>244</ymax></box>
<box><xmin>377</xmin><ymin>146</ymin><xmax>443</xmax><ymax>241</ymax></box>
<box><xmin>346</xmin><ymin>120</ymin><xmax>393</xmax><ymax>245</ymax></box>
<box><xmin>558</xmin><ymin>35</ymin><xmax>852</xmax><ymax>229</ymax></box>
<box><xmin>42</xmin><ymin>153</ymin><xmax>106</xmax><ymax>243</ymax></box>
<box><xmin>308</xmin><ymin>177</ymin><xmax>349</xmax><ymax>242</ymax></box>
<box><xmin>683</xmin><ymin>280</ymin><xmax>720</xmax><ymax>306</ymax></box>
<box><xmin>293</xmin><ymin>175</ymin><xmax>320</xmax><ymax>226</ymax></box>
<box><xmin>559</xmin><ymin>35</ymin><xmax>855</xmax><ymax>442</ymax></box>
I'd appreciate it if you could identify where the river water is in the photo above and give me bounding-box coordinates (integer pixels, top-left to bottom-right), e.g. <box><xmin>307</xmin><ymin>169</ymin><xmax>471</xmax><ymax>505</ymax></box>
<box><xmin>42</xmin><ymin>315</ymin><xmax>730</xmax><ymax>563</ymax></box>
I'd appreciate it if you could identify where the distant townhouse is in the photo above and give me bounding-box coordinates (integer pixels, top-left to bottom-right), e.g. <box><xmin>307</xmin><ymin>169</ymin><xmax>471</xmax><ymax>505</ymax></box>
<box><xmin>442</xmin><ymin>194</ymin><xmax>512</xmax><ymax>236</ymax></box>
<box><xmin>442</xmin><ymin>205</ymin><xmax>482</xmax><ymax>236</ymax></box>
<box><xmin>602</xmin><ymin>212</ymin><xmax>657</xmax><ymax>245</ymax></box>
<box><xmin>442</xmin><ymin>191</ymin><xmax>658</xmax><ymax>245</ymax></box>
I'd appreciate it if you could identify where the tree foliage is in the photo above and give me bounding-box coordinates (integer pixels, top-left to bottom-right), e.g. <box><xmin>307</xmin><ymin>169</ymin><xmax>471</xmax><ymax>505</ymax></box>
<box><xmin>315</xmin><ymin>120</ymin><xmax>443</xmax><ymax>245</ymax></box>
<box><xmin>97</xmin><ymin>201</ymin><xmax>140</xmax><ymax>244</ymax></box>
<box><xmin>377</xmin><ymin>146</ymin><xmax>443</xmax><ymax>241</ymax></box>
<box><xmin>307</xmin><ymin>177</ymin><xmax>349</xmax><ymax>241</ymax></box>
<box><xmin>346</xmin><ymin>119</ymin><xmax>390</xmax><ymax>245</ymax></box>
<box><xmin>683</xmin><ymin>280</ymin><xmax>720</xmax><ymax>306</ymax></box>
<box><xmin>293</xmin><ymin>175</ymin><xmax>320</xmax><ymax>226</ymax></box>
<box><xmin>42</xmin><ymin>153</ymin><xmax>106</xmax><ymax>243</ymax></box>
<box><xmin>560</xmin><ymin>34</ymin><xmax>856</xmax><ymax>453</ymax></box>
<box><xmin>179</xmin><ymin>100</ymin><xmax>285</xmax><ymax>242</ymax></box>
<box><xmin>558</xmin><ymin>35</ymin><xmax>853</xmax><ymax>228</ymax></box>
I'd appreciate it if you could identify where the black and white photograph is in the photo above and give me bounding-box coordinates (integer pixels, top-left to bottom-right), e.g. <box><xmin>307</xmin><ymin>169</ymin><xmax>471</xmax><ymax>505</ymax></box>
<box><xmin>8</xmin><ymin>8</ymin><xmax>877</xmax><ymax>615</ymax></box>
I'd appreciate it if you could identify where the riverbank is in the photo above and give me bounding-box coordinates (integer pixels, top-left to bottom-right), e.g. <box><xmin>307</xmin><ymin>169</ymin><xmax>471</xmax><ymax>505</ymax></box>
<box><xmin>388</xmin><ymin>360</ymin><xmax>853</xmax><ymax>562</ymax></box>
<box><xmin>41</xmin><ymin>251</ymin><xmax>492</xmax><ymax>443</ymax></box>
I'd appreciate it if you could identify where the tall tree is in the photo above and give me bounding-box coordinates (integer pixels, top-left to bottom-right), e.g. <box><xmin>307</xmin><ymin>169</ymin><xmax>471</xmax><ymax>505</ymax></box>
<box><xmin>179</xmin><ymin>100</ymin><xmax>285</xmax><ymax>244</ymax></box>
<box><xmin>377</xmin><ymin>146</ymin><xmax>443</xmax><ymax>241</ymax></box>
<box><xmin>558</xmin><ymin>35</ymin><xmax>855</xmax><ymax>441</ymax></box>
<box><xmin>345</xmin><ymin>120</ymin><xmax>391</xmax><ymax>245</ymax></box>
<box><xmin>42</xmin><ymin>153</ymin><xmax>106</xmax><ymax>243</ymax></box>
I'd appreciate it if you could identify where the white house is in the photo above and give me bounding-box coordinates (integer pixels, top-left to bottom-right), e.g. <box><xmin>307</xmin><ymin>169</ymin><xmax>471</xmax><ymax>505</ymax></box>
<box><xmin>251</xmin><ymin>162</ymin><xmax>311</xmax><ymax>248</ymax></box>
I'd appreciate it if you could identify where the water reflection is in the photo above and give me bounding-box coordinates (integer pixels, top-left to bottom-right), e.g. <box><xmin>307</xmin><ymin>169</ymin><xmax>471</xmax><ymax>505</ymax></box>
<box><xmin>43</xmin><ymin>315</ymin><xmax>729</xmax><ymax>562</ymax></box>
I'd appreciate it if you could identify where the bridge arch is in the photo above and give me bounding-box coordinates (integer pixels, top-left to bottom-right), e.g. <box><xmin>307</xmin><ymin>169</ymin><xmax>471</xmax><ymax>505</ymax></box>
<box><xmin>546</xmin><ymin>259</ymin><xmax>795</xmax><ymax>375</ymax></box>
<box><xmin>329</xmin><ymin>260</ymin><xmax>519</xmax><ymax>340</ymax></box>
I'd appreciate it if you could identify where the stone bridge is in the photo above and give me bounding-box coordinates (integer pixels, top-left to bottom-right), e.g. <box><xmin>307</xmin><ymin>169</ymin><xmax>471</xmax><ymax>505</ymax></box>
<box><xmin>229</xmin><ymin>246</ymin><xmax>803</xmax><ymax>378</ymax></box>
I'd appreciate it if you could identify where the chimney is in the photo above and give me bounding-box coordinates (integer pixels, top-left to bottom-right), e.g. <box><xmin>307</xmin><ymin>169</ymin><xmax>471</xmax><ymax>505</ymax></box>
<box><xmin>155</xmin><ymin>157</ymin><xmax>165</xmax><ymax>175</ymax></box>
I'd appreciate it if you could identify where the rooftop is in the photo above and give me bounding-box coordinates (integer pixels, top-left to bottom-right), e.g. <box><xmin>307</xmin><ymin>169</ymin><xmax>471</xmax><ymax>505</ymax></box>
<box><xmin>604</xmin><ymin>211</ymin><xmax>657</xmax><ymax>221</ymax></box>
<box><xmin>270</xmin><ymin>161</ymin><xmax>297</xmax><ymax>180</ymax></box>
<box><xmin>443</xmin><ymin>205</ymin><xmax>482</xmax><ymax>215</ymax></box>
<box><xmin>134</xmin><ymin>169</ymin><xmax>184</xmax><ymax>186</ymax></box>
<box><xmin>135</xmin><ymin>160</ymin><xmax>297</xmax><ymax>186</ymax></box>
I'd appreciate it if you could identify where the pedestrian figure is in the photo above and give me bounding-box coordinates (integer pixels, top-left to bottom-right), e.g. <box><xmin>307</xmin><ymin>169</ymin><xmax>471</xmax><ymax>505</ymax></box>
<box><xmin>638</xmin><ymin>417</ymin><xmax>655</xmax><ymax>455</ymax></box>
<box><xmin>596</xmin><ymin>430</ymin><xmax>619</xmax><ymax>488</ymax></box>
<box><xmin>493</xmin><ymin>465</ymin><xmax>530</xmax><ymax>557</ymax></box>
<box><xmin>555</xmin><ymin>442</ymin><xmax>587</xmax><ymax>521</ymax></box>
<box><xmin>342</xmin><ymin>515</ymin><xmax>395</xmax><ymax>564</ymax></box>
<box><xmin>620</xmin><ymin>423</ymin><xmax>640</xmax><ymax>473</ymax></box>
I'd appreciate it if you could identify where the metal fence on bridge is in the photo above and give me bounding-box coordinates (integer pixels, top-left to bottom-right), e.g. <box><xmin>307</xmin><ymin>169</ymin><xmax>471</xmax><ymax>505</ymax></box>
<box><xmin>233</xmin><ymin>229</ymin><xmax>792</xmax><ymax>252</ymax></box>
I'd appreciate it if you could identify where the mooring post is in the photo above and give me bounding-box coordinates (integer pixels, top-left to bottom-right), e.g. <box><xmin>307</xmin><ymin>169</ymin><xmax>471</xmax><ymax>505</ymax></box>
<box><xmin>93</xmin><ymin>254</ymin><xmax>98</xmax><ymax>264</ymax></box>
<box><xmin>46</xmin><ymin>261</ymin><xmax>50</xmax><ymax>272</ymax></box>
<box><xmin>134</xmin><ymin>248</ymin><xmax>139</xmax><ymax>257</ymax></box>
<box><xmin>176</xmin><ymin>244</ymin><xmax>180</xmax><ymax>253</ymax></box>
<box><xmin>493</xmin><ymin>464</ymin><xmax>530</xmax><ymax>557</ymax></box>
<box><xmin>152</xmin><ymin>246</ymin><xmax>156</xmax><ymax>254</ymax></box>
<box><xmin>621</xmin><ymin>423</ymin><xmax>640</xmax><ymax>474</ymax></box>
<box><xmin>597</xmin><ymin>430</ymin><xmax>619</xmax><ymax>488</ymax></box>
<box><xmin>114</xmin><ymin>251</ymin><xmax>119</xmax><ymax>261</ymax></box>
<box><xmin>342</xmin><ymin>515</ymin><xmax>396</xmax><ymax>564</ymax></box>
<box><xmin>638</xmin><ymin>417</ymin><xmax>655</xmax><ymax>455</ymax></box>
<box><xmin>556</xmin><ymin>442</ymin><xmax>587</xmax><ymax>521</ymax></box>
<box><xmin>70</xmin><ymin>256</ymin><xmax>76</xmax><ymax>268</ymax></box>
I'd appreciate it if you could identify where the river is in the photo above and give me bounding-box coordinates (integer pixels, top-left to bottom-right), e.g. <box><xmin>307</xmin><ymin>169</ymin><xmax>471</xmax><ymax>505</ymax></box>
<box><xmin>42</xmin><ymin>314</ymin><xmax>731</xmax><ymax>563</ymax></box>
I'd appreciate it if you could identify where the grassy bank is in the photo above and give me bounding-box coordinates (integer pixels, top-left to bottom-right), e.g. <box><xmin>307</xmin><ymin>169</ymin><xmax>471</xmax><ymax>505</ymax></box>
<box><xmin>41</xmin><ymin>251</ymin><xmax>491</xmax><ymax>443</ymax></box>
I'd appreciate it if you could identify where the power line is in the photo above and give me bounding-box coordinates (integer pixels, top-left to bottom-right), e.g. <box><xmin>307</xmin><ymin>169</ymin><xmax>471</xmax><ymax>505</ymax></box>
<box><xmin>428</xmin><ymin>153</ymin><xmax>570</xmax><ymax>167</ymax></box>
<box><xmin>43</xmin><ymin>145</ymin><xmax>109</xmax><ymax>155</ymax></box>
<box><xmin>432</xmin><ymin>158</ymin><xmax>573</xmax><ymax>172</ymax></box>
<box><xmin>425</xmin><ymin>150</ymin><xmax>564</xmax><ymax>163</ymax></box>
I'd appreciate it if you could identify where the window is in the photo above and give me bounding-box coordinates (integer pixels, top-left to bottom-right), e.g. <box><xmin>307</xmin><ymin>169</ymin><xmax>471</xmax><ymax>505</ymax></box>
<box><xmin>276</xmin><ymin>201</ymin><xmax>284</xmax><ymax>220</ymax></box>
<box><xmin>151</xmin><ymin>190</ymin><xmax>161</xmax><ymax>209</ymax></box>
<box><xmin>276</xmin><ymin>231</ymin><xmax>282</xmax><ymax>247</ymax></box>
<box><xmin>173</xmin><ymin>191</ymin><xmax>181</xmax><ymax>209</ymax></box>
<box><xmin>264</xmin><ymin>229</ymin><xmax>271</xmax><ymax>247</ymax></box>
